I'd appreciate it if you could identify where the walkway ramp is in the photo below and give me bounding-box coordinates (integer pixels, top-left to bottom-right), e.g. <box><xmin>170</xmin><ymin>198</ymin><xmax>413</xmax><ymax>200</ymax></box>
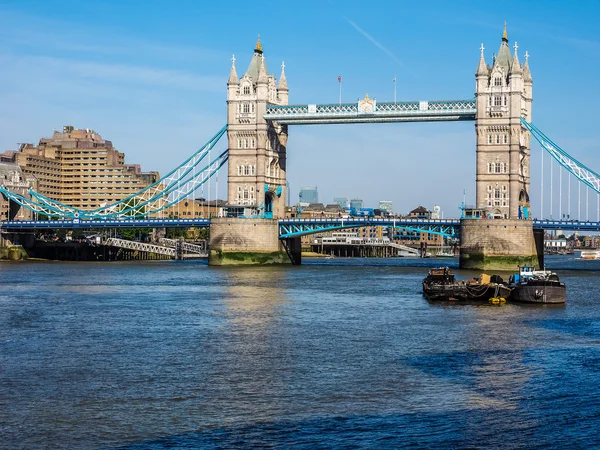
<box><xmin>388</xmin><ymin>243</ymin><xmax>420</xmax><ymax>255</ymax></box>
<box><xmin>105</xmin><ymin>238</ymin><xmax>207</xmax><ymax>259</ymax></box>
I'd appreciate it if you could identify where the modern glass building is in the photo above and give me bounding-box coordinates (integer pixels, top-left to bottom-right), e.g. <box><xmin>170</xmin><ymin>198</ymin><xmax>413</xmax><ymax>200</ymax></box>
<box><xmin>379</xmin><ymin>200</ymin><xmax>393</xmax><ymax>214</ymax></box>
<box><xmin>350</xmin><ymin>198</ymin><xmax>364</xmax><ymax>209</ymax></box>
<box><xmin>299</xmin><ymin>186</ymin><xmax>318</xmax><ymax>204</ymax></box>
<box><xmin>334</xmin><ymin>197</ymin><xmax>348</xmax><ymax>209</ymax></box>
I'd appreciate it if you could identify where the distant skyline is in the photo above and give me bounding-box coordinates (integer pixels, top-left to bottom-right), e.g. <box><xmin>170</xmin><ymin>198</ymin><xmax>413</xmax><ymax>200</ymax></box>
<box><xmin>1</xmin><ymin>1</ymin><xmax>599</xmax><ymax>217</ymax></box>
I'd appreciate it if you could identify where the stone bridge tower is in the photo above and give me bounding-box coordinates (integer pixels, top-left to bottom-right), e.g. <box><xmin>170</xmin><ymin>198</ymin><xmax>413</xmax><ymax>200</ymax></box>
<box><xmin>475</xmin><ymin>24</ymin><xmax>533</xmax><ymax>219</ymax></box>
<box><xmin>226</xmin><ymin>36</ymin><xmax>289</xmax><ymax>218</ymax></box>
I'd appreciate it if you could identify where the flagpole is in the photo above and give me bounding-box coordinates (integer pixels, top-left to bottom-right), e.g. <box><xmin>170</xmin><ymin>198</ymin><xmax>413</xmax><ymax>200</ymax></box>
<box><xmin>393</xmin><ymin>76</ymin><xmax>396</xmax><ymax>104</ymax></box>
<box><xmin>339</xmin><ymin>77</ymin><xmax>342</xmax><ymax>105</ymax></box>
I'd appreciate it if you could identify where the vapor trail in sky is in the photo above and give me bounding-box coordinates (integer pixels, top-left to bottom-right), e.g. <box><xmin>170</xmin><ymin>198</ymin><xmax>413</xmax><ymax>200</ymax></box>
<box><xmin>344</xmin><ymin>16</ymin><xmax>404</xmax><ymax>67</ymax></box>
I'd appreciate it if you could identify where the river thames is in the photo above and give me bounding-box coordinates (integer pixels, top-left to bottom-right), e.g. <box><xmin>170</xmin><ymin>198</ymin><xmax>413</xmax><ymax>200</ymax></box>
<box><xmin>1</xmin><ymin>255</ymin><xmax>600</xmax><ymax>448</ymax></box>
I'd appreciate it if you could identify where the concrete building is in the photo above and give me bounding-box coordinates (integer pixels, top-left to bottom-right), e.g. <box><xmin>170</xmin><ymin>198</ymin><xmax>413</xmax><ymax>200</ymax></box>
<box><xmin>226</xmin><ymin>36</ymin><xmax>288</xmax><ymax>218</ymax></box>
<box><xmin>0</xmin><ymin>162</ymin><xmax>36</xmax><ymax>221</ymax></box>
<box><xmin>475</xmin><ymin>24</ymin><xmax>532</xmax><ymax>219</ymax></box>
<box><xmin>350</xmin><ymin>198</ymin><xmax>363</xmax><ymax>209</ymax></box>
<box><xmin>379</xmin><ymin>200</ymin><xmax>393</xmax><ymax>214</ymax></box>
<box><xmin>0</xmin><ymin>126</ymin><xmax>158</xmax><ymax>211</ymax></box>
<box><xmin>299</xmin><ymin>186</ymin><xmax>318</xmax><ymax>204</ymax></box>
<box><xmin>334</xmin><ymin>197</ymin><xmax>348</xmax><ymax>209</ymax></box>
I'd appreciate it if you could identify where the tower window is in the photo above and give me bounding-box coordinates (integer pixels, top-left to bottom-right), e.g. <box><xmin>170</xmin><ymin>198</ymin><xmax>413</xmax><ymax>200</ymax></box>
<box><xmin>503</xmin><ymin>95</ymin><xmax>507</xmax><ymax>106</ymax></box>
<box><xmin>504</xmin><ymin>134</ymin><xmax>508</xmax><ymax>144</ymax></box>
<box><xmin>494</xmin><ymin>96</ymin><xmax>502</xmax><ymax>106</ymax></box>
<box><xmin>494</xmin><ymin>77</ymin><xmax>502</xmax><ymax>86</ymax></box>
<box><xmin>243</xmin><ymin>86</ymin><xmax>250</xmax><ymax>95</ymax></box>
<box><xmin>496</xmin><ymin>135</ymin><xmax>500</xmax><ymax>144</ymax></box>
<box><xmin>243</xmin><ymin>103</ymin><xmax>250</xmax><ymax>113</ymax></box>
<box><xmin>488</xmin><ymin>135</ymin><xmax>492</xmax><ymax>144</ymax></box>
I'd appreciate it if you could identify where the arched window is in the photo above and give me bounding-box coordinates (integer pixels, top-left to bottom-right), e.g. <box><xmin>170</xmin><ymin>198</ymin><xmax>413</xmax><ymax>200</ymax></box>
<box><xmin>488</xmin><ymin>185</ymin><xmax>492</xmax><ymax>192</ymax></box>
<box><xmin>495</xmin><ymin>163</ymin><xmax>501</xmax><ymax>173</ymax></box>
<box><xmin>488</xmin><ymin>163</ymin><xmax>493</xmax><ymax>173</ymax></box>
<box><xmin>237</xmin><ymin>139</ymin><xmax>242</xmax><ymax>148</ymax></box>
<box><xmin>494</xmin><ymin>96</ymin><xmax>502</xmax><ymax>106</ymax></box>
<box><xmin>237</xmin><ymin>165</ymin><xmax>242</xmax><ymax>176</ymax></box>
<box><xmin>496</xmin><ymin>135</ymin><xmax>500</xmax><ymax>144</ymax></box>
<box><xmin>488</xmin><ymin>135</ymin><xmax>492</xmax><ymax>144</ymax></box>
<box><xmin>244</xmin><ymin>165</ymin><xmax>250</xmax><ymax>176</ymax></box>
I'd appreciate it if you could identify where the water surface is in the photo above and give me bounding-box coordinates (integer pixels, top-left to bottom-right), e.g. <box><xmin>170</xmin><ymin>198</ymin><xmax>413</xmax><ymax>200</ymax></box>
<box><xmin>1</xmin><ymin>256</ymin><xmax>599</xmax><ymax>448</ymax></box>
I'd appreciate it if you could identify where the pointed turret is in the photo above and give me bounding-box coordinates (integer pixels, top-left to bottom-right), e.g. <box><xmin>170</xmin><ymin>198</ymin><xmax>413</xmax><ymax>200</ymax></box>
<box><xmin>510</xmin><ymin>41</ymin><xmax>522</xmax><ymax>74</ymax></box>
<box><xmin>493</xmin><ymin>22</ymin><xmax>512</xmax><ymax>74</ymax></box>
<box><xmin>278</xmin><ymin>61</ymin><xmax>288</xmax><ymax>90</ymax></box>
<box><xmin>523</xmin><ymin>50</ymin><xmax>532</xmax><ymax>81</ymax></box>
<box><xmin>228</xmin><ymin>54</ymin><xmax>239</xmax><ymax>85</ymax></box>
<box><xmin>476</xmin><ymin>43</ymin><xmax>488</xmax><ymax>76</ymax></box>
<box><xmin>245</xmin><ymin>34</ymin><xmax>267</xmax><ymax>81</ymax></box>
<box><xmin>257</xmin><ymin>54</ymin><xmax>268</xmax><ymax>84</ymax></box>
<box><xmin>278</xmin><ymin>61</ymin><xmax>289</xmax><ymax>104</ymax></box>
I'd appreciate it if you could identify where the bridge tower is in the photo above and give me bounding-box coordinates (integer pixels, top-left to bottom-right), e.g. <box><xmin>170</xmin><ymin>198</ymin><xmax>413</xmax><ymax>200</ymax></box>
<box><xmin>226</xmin><ymin>36</ymin><xmax>288</xmax><ymax>218</ymax></box>
<box><xmin>475</xmin><ymin>24</ymin><xmax>533</xmax><ymax>219</ymax></box>
<box><xmin>461</xmin><ymin>25</ymin><xmax>539</xmax><ymax>270</ymax></box>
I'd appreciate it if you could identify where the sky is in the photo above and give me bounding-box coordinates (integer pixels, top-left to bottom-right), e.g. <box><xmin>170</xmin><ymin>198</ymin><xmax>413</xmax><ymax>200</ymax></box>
<box><xmin>1</xmin><ymin>0</ymin><xmax>599</xmax><ymax>218</ymax></box>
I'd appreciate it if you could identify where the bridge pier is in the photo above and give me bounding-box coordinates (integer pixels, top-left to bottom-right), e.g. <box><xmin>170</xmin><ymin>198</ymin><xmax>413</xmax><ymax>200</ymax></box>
<box><xmin>208</xmin><ymin>218</ymin><xmax>291</xmax><ymax>265</ymax></box>
<box><xmin>459</xmin><ymin>219</ymin><xmax>539</xmax><ymax>271</ymax></box>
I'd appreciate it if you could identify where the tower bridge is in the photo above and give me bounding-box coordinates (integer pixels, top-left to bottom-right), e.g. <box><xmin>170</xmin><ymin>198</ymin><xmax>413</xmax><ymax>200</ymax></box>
<box><xmin>2</xmin><ymin>26</ymin><xmax>600</xmax><ymax>267</ymax></box>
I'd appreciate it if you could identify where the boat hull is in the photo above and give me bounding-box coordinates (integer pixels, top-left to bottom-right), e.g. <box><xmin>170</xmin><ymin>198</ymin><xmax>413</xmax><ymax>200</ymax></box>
<box><xmin>423</xmin><ymin>283</ymin><xmax>511</xmax><ymax>302</ymax></box>
<box><xmin>510</xmin><ymin>282</ymin><xmax>566</xmax><ymax>304</ymax></box>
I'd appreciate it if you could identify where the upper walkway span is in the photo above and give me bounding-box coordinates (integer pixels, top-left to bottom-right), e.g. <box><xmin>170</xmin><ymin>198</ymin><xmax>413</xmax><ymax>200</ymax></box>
<box><xmin>264</xmin><ymin>99</ymin><xmax>476</xmax><ymax>125</ymax></box>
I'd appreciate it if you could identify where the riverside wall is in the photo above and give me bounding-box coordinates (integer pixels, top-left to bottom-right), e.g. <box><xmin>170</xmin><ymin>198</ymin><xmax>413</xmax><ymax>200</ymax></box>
<box><xmin>459</xmin><ymin>219</ymin><xmax>539</xmax><ymax>271</ymax></box>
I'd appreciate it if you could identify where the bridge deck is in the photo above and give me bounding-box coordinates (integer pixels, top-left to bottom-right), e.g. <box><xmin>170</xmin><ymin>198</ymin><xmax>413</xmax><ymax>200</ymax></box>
<box><xmin>265</xmin><ymin>100</ymin><xmax>476</xmax><ymax>125</ymax></box>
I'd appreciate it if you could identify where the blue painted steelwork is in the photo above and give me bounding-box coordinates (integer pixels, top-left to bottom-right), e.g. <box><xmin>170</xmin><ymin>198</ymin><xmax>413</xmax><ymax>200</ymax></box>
<box><xmin>522</xmin><ymin>118</ymin><xmax>600</xmax><ymax>194</ymax></box>
<box><xmin>278</xmin><ymin>218</ymin><xmax>460</xmax><ymax>239</ymax></box>
<box><xmin>265</xmin><ymin>100</ymin><xmax>476</xmax><ymax>125</ymax></box>
<box><xmin>0</xmin><ymin>126</ymin><xmax>228</xmax><ymax>220</ymax></box>
<box><xmin>533</xmin><ymin>219</ymin><xmax>600</xmax><ymax>231</ymax></box>
<box><xmin>1</xmin><ymin>218</ymin><xmax>210</xmax><ymax>230</ymax></box>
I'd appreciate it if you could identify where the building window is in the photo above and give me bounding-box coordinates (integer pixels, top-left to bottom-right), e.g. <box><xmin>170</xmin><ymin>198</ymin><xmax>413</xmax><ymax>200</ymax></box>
<box><xmin>494</xmin><ymin>77</ymin><xmax>502</xmax><ymax>86</ymax></box>
<box><xmin>504</xmin><ymin>134</ymin><xmax>508</xmax><ymax>144</ymax></box>
<box><xmin>243</xmin><ymin>103</ymin><xmax>250</xmax><ymax>113</ymax></box>
<box><xmin>494</xmin><ymin>96</ymin><xmax>502</xmax><ymax>106</ymax></box>
<box><xmin>503</xmin><ymin>95</ymin><xmax>507</xmax><ymax>106</ymax></box>
<box><xmin>495</xmin><ymin>163</ymin><xmax>501</xmax><ymax>173</ymax></box>
<box><xmin>243</xmin><ymin>85</ymin><xmax>250</xmax><ymax>95</ymax></box>
<box><xmin>496</xmin><ymin>135</ymin><xmax>501</xmax><ymax>144</ymax></box>
<box><xmin>488</xmin><ymin>163</ymin><xmax>492</xmax><ymax>173</ymax></box>
<box><xmin>488</xmin><ymin>135</ymin><xmax>492</xmax><ymax>144</ymax></box>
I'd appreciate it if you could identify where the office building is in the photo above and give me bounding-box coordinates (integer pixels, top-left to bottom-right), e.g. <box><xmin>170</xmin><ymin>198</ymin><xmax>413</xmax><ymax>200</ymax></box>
<box><xmin>299</xmin><ymin>185</ymin><xmax>318</xmax><ymax>204</ymax></box>
<box><xmin>350</xmin><ymin>198</ymin><xmax>363</xmax><ymax>209</ymax></box>
<box><xmin>379</xmin><ymin>201</ymin><xmax>393</xmax><ymax>214</ymax></box>
<box><xmin>0</xmin><ymin>126</ymin><xmax>159</xmax><ymax>210</ymax></box>
<box><xmin>334</xmin><ymin>197</ymin><xmax>348</xmax><ymax>209</ymax></box>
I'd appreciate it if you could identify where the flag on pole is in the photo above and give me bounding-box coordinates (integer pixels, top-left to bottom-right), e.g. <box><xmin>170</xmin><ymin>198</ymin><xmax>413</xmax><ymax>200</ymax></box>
<box><xmin>393</xmin><ymin>77</ymin><xmax>396</xmax><ymax>83</ymax></box>
<box><xmin>338</xmin><ymin>76</ymin><xmax>342</xmax><ymax>83</ymax></box>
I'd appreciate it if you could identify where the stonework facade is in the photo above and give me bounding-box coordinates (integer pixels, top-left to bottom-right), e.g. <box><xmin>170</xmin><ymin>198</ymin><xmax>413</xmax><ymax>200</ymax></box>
<box><xmin>475</xmin><ymin>25</ymin><xmax>533</xmax><ymax>219</ymax></box>
<box><xmin>226</xmin><ymin>37</ymin><xmax>288</xmax><ymax>218</ymax></box>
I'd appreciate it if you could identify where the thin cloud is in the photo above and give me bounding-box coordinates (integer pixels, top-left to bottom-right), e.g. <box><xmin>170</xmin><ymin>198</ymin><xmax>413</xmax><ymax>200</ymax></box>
<box><xmin>344</xmin><ymin>16</ymin><xmax>404</xmax><ymax>67</ymax></box>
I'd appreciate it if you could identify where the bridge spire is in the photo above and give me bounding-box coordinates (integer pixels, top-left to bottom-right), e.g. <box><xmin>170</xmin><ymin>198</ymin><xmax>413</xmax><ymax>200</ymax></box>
<box><xmin>228</xmin><ymin>54</ymin><xmax>239</xmax><ymax>85</ymax></box>
<box><xmin>476</xmin><ymin>43</ymin><xmax>488</xmax><ymax>76</ymax></box>
<box><xmin>510</xmin><ymin>41</ymin><xmax>522</xmax><ymax>73</ymax></box>
<box><xmin>278</xmin><ymin>61</ymin><xmax>288</xmax><ymax>90</ymax></box>
<box><xmin>523</xmin><ymin>50</ymin><xmax>532</xmax><ymax>81</ymax></box>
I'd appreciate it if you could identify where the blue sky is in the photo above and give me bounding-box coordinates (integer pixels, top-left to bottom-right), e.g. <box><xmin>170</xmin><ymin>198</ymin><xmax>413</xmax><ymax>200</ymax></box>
<box><xmin>1</xmin><ymin>0</ymin><xmax>599</xmax><ymax>218</ymax></box>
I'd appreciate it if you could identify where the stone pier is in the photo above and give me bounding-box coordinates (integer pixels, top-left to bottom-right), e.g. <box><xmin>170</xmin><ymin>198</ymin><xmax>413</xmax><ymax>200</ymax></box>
<box><xmin>208</xmin><ymin>218</ymin><xmax>291</xmax><ymax>265</ymax></box>
<box><xmin>459</xmin><ymin>219</ymin><xmax>539</xmax><ymax>271</ymax></box>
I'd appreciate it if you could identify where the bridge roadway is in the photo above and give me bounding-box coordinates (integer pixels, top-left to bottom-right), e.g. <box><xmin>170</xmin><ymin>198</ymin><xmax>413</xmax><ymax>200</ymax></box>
<box><xmin>1</xmin><ymin>218</ymin><xmax>599</xmax><ymax>236</ymax></box>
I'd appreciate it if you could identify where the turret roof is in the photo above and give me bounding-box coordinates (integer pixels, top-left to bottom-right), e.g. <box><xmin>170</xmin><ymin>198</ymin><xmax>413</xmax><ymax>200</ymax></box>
<box><xmin>493</xmin><ymin>23</ymin><xmax>512</xmax><ymax>74</ymax></box>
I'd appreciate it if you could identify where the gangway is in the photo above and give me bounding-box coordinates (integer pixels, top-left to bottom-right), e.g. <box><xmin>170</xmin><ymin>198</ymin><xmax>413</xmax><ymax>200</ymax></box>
<box><xmin>158</xmin><ymin>238</ymin><xmax>208</xmax><ymax>256</ymax></box>
<box><xmin>104</xmin><ymin>238</ymin><xmax>206</xmax><ymax>259</ymax></box>
<box><xmin>388</xmin><ymin>243</ymin><xmax>420</xmax><ymax>256</ymax></box>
